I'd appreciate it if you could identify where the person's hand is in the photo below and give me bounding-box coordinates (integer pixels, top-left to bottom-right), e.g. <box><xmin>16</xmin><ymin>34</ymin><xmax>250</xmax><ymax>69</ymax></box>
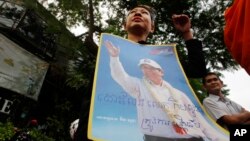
<box><xmin>105</xmin><ymin>40</ymin><xmax>120</xmax><ymax>57</ymax></box>
<box><xmin>172</xmin><ymin>14</ymin><xmax>193</xmax><ymax>40</ymax></box>
<box><xmin>172</xmin><ymin>14</ymin><xmax>191</xmax><ymax>33</ymax></box>
<box><xmin>173</xmin><ymin>123</ymin><xmax>187</xmax><ymax>135</ymax></box>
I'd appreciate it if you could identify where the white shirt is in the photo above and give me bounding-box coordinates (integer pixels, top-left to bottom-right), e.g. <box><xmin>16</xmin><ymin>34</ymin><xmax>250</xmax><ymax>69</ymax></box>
<box><xmin>109</xmin><ymin>57</ymin><xmax>228</xmax><ymax>141</ymax></box>
<box><xmin>203</xmin><ymin>94</ymin><xmax>243</xmax><ymax>129</ymax></box>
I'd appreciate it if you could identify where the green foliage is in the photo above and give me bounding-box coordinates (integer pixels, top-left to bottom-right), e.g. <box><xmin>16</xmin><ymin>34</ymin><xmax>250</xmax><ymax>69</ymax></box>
<box><xmin>0</xmin><ymin>121</ymin><xmax>54</xmax><ymax>141</ymax></box>
<box><xmin>47</xmin><ymin>0</ymin><xmax>88</xmax><ymax>27</ymax></box>
<box><xmin>22</xmin><ymin>0</ymin><xmax>85</xmax><ymax>55</ymax></box>
<box><xmin>42</xmin><ymin>101</ymin><xmax>75</xmax><ymax>141</ymax></box>
<box><xmin>29</xmin><ymin>129</ymin><xmax>55</xmax><ymax>141</ymax></box>
<box><xmin>0</xmin><ymin>121</ymin><xmax>15</xmax><ymax>141</ymax></box>
<box><xmin>66</xmin><ymin>49</ymin><xmax>96</xmax><ymax>89</ymax></box>
<box><xmin>189</xmin><ymin>78</ymin><xmax>207</xmax><ymax>103</ymax></box>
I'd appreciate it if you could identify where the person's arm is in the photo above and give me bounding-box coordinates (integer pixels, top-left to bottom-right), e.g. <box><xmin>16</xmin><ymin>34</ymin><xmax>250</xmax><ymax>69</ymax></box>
<box><xmin>203</xmin><ymin>98</ymin><xmax>250</xmax><ymax>126</ymax></box>
<box><xmin>105</xmin><ymin>41</ymin><xmax>139</xmax><ymax>98</ymax></box>
<box><xmin>183</xmin><ymin>39</ymin><xmax>207</xmax><ymax>78</ymax></box>
<box><xmin>241</xmin><ymin>108</ymin><xmax>250</xmax><ymax>124</ymax></box>
<box><xmin>172</xmin><ymin>14</ymin><xmax>207</xmax><ymax>78</ymax></box>
<box><xmin>220</xmin><ymin>110</ymin><xmax>250</xmax><ymax>125</ymax></box>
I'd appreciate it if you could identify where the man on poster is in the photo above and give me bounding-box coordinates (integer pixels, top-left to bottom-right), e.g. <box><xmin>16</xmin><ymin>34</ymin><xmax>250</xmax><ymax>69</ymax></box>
<box><xmin>104</xmin><ymin>41</ymin><xmax>228</xmax><ymax>141</ymax></box>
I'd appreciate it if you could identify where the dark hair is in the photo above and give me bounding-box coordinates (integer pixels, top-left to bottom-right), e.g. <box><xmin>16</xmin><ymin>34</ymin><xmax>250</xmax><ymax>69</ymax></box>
<box><xmin>202</xmin><ymin>72</ymin><xmax>221</xmax><ymax>84</ymax></box>
<box><xmin>130</xmin><ymin>5</ymin><xmax>157</xmax><ymax>23</ymax></box>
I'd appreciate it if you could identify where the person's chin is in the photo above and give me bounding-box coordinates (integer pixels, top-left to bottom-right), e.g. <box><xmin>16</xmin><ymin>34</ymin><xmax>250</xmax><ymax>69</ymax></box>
<box><xmin>210</xmin><ymin>89</ymin><xmax>220</xmax><ymax>94</ymax></box>
<box><xmin>130</xmin><ymin>23</ymin><xmax>145</xmax><ymax>28</ymax></box>
<box><xmin>128</xmin><ymin>24</ymin><xmax>147</xmax><ymax>32</ymax></box>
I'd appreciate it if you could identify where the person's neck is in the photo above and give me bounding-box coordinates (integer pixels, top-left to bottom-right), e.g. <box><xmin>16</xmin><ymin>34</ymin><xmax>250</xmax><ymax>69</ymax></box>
<box><xmin>147</xmin><ymin>77</ymin><xmax>163</xmax><ymax>86</ymax></box>
<box><xmin>153</xmin><ymin>80</ymin><xmax>162</xmax><ymax>86</ymax></box>
<box><xmin>127</xmin><ymin>33</ymin><xmax>148</xmax><ymax>43</ymax></box>
<box><xmin>210</xmin><ymin>90</ymin><xmax>224</xmax><ymax>98</ymax></box>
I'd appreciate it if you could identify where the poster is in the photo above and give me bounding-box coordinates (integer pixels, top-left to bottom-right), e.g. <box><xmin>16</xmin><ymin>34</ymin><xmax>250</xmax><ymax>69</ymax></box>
<box><xmin>88</xmin><ymin>33</ymin><xmax>229</xmax><ymax>141</ymax></box>
<box><xmin>0</xmin><ymin>33</ymin><xmax>49</xmax><ymax>100</ymax></box>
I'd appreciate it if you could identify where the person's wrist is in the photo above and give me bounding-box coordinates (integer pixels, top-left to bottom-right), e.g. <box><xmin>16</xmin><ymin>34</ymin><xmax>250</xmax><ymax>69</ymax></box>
<box><xmin>182</xmin><ymin>28</ymin><xmax>193</xmax><ymax>41</ymax></box>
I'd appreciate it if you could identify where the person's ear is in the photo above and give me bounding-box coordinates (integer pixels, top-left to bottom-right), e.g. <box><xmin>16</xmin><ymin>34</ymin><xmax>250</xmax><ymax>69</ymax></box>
<box><xmin>220</xmin><ymin>80</ymin><xmax>224</xmax><ymax>85</ymax></box>
<box><xmin>202</xmin><ymin>85</ymin><xmax>207</xmax><ymax>91</ymax></box>
<box><xmin>160</xmin><ymin>70</ymin><xmax>164</xmax><ymax>76</ymax></box>
<box><xmin>150</xmin><ymin>23</ymin><xmax>155</xmax><ymax>33</ymax></box>
<box><xmin>123</xmin><ymin>22</ymin><xmax>127</xmax><ymax>31</ymax></box>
